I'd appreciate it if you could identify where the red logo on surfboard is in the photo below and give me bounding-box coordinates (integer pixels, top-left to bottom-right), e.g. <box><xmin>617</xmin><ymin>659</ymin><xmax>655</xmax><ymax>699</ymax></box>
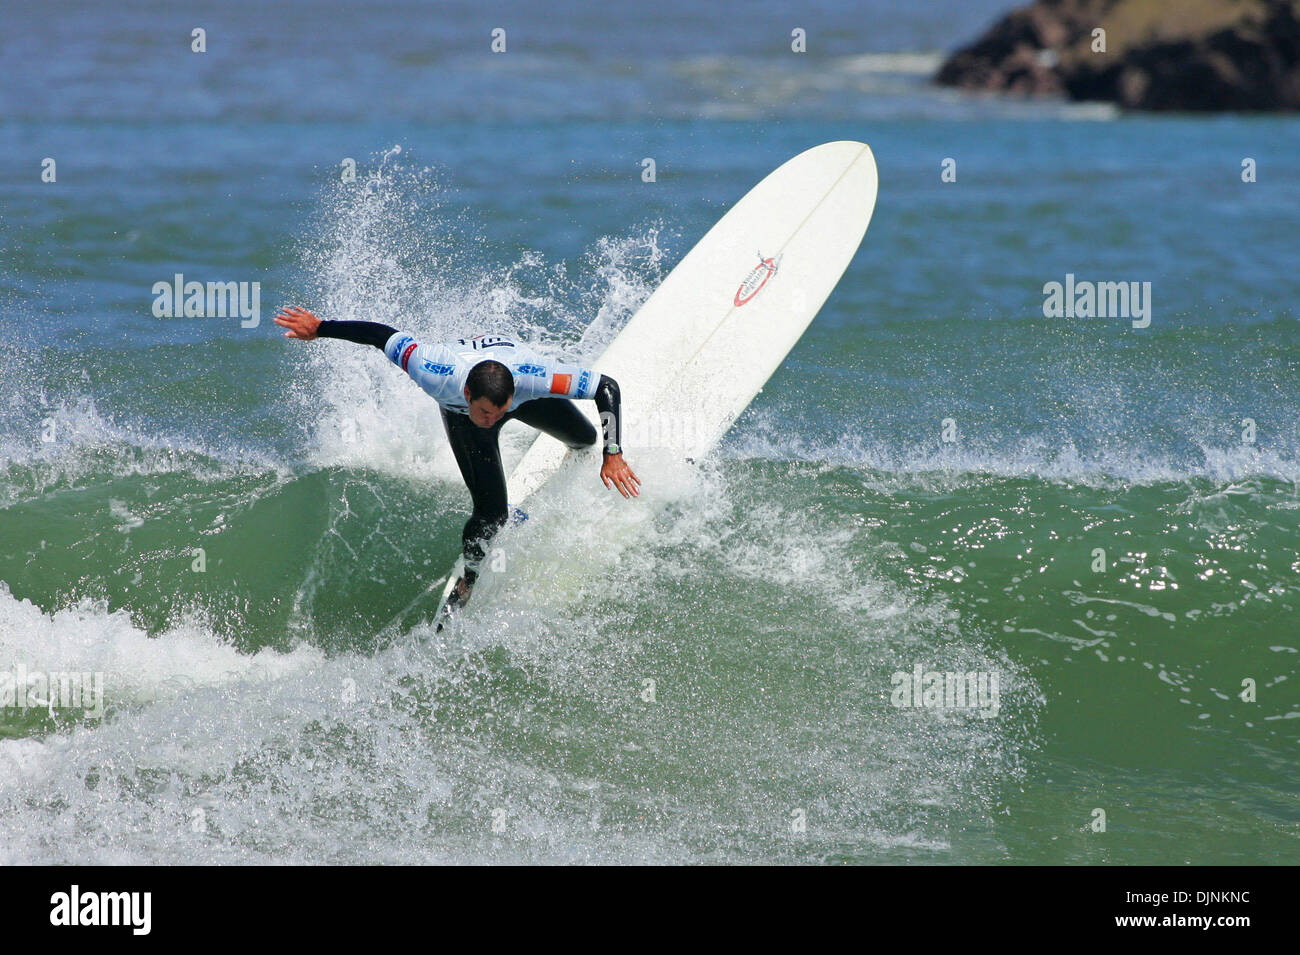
<box><xmin>734</xmin><ymin>253</ymin><xmax>780</xmax><ymax>306</ymax></box>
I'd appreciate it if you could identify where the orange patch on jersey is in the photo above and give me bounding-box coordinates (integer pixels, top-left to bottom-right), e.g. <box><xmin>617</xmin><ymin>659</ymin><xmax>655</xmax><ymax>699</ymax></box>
<box><xmin>550</xmin><ymin>373</ymin><xmax>572</xmax><ymax>395</ymax></box>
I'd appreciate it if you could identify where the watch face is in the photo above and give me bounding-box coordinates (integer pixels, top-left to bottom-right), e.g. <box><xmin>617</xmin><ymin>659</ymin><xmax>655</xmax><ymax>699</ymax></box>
<box><xmin>606</xmin><ymin>444</ymin><xmax>620</xmax><ymax>455</ymax></box>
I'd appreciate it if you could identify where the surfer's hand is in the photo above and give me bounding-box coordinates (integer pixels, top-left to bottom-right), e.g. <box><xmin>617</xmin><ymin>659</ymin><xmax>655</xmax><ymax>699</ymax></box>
<box><xmin>601</xmin><ymin>453</ymin><xmax>641</xmax><ymax>498</ymax></box>
<box><xmin>274</xmin><ymin>306</ymin><xmax>322</xmax><ymax>340</ymax></box>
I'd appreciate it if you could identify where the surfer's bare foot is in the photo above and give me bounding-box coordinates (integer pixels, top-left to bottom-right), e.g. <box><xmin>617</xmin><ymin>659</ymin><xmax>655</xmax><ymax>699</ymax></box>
<box><xmin>449</xmin><ymin>575</ymin><xmax>473</xmax><ymax>608</ymax></box>
<box><xmin>437</xmin><ymin>575</ymin><xmax>473</xmax><ymax>633</ymax></box>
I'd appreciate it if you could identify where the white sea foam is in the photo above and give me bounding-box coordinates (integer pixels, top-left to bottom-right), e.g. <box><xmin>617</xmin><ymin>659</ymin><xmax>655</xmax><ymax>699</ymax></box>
<box><xmin>293</xmin><ymin>155</ymin><xmax>664</xmax><ymax>484</ymax></box>
<box><xmin>0</xmin><ymin>583</ymin><xmax>324</xmax><ymax>722</ymax></box>
<box><xmin>0</xmin><ymin>420</ymin><xmax>1034</xmax><ymax>864</ymax></box>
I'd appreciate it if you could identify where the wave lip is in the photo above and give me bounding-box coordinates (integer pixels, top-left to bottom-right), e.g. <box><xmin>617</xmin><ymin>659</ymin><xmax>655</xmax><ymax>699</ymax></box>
<box><xmin>729</xmin><ymin>419</ymin><xmax>1300</xmax><ymax>490</ymax></box>
<box><xmin>0</xmin><ymin>583</ymin><xmax>324</xmax><ymax>739</ymax></box>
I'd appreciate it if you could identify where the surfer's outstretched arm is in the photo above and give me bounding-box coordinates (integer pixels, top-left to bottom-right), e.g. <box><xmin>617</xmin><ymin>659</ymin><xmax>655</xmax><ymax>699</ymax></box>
<box><xmin>276</xmin><ymin>307</ymin><xmax>460</xmax><ymax>405</ymax></box>
<box><xmin>275</xmin><ymin>307</ymin><xmax>396</xmax><ymax>348</ymax></box>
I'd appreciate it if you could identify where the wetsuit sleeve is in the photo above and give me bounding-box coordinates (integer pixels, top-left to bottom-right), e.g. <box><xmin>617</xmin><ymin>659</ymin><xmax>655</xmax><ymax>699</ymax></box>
<box><xmin>511</xmin><ymin>361</ymin><xmax>597</xmax><ymax>404</ymax></box>
<box><xmin>316</xmin><ymin>320</ymin><xmax>398</xmax><ymax>350</ymax></box>
<box><xmin>513</xmin><ymin>361</ymin><xmax>623</xmax><ymax>454</ymax></box>
<box><xmin>594</xmin><ymin>374</ymin><xmax>622</xmax><ymax>455</ymax></box>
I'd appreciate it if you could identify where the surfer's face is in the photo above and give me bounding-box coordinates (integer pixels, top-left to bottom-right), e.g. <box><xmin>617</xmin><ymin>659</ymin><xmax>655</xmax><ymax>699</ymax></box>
<box><xmin>466</xmin><ymin>394</ymin><xmax>508</xmax><ymax>428</ymax></box>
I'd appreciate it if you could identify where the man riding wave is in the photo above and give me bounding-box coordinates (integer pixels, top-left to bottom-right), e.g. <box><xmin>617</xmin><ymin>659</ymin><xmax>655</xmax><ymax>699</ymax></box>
<box><xmin>274</xmin><ymin>306</ymin><xmax>640</xmax><ymax>614</ymax></box>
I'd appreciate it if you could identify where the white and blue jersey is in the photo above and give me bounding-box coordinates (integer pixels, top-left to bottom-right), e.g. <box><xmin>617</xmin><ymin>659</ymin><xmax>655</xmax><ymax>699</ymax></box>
<box><xmin>383</xmin><ymin>332</ymin><xmax>599</xmax><ymax>414</ymax></box>
<box><xmin>308</xmin><ymin>316</ymin><xmax>626</xmax><ymax>591</ymax></box>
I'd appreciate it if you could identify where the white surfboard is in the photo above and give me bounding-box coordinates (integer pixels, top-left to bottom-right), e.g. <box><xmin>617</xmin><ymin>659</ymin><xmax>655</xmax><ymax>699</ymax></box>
<box><xmin>404</xmin><ymin>141</ymin><xmax>878</xmax><ymax>633</ymax></box>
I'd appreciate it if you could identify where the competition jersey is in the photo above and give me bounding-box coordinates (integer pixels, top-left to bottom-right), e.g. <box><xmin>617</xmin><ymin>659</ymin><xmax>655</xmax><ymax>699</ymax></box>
<box><xmin>383</xmin><ymin>332</ymin><xmax>598</xmax><ymax>414</ymax></box>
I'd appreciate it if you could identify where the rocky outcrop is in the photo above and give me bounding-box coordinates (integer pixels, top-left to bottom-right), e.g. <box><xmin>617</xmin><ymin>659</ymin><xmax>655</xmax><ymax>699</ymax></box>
<box><xmin>935</xmin><ymin>0</ymin><xmax>1300</xmax><ymax>110</ymax></box>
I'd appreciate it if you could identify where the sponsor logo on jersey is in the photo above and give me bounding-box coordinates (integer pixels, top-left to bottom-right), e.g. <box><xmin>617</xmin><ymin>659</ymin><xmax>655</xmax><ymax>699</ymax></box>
<box><xmin>516</xmin><ymin>363</ymin><xmax>547</xmax><ymax>377</ymax></box>
<box><xmin>389</xmin><ymin>335</ymin><xmax>415</xmax><ymax>365</ymax></box>
<box><xmin>458</xmin><ymin>335</ymin><xmax>515</xmax><ymax>350</ymax></box>
<box><xmin>420</xmin><ymin>359</ymin><xmax>454</xmax><ymax>375</ymax></box>
<box><xmin>400</xmin><ymin>341</ymin><xmax>419</xmax><ymax>372</ymax></box>
<box><xmin>577</xmin><ymin>370</ymin><xmax>590</xmax><ymax>396</ymax></box>
<box><xmin>550</xmin><ymin>373</ymin><xmax>572</xmax><ymax>395</ymax></box>
<box><xmin>734</xmin><ymin>253</ymin><xmax>780</xmax><ymax>307</ymax></box>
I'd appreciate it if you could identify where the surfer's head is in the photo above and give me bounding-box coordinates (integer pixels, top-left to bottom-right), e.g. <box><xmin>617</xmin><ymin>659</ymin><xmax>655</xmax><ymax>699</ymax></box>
<box><xmin>464</xmin><ymin>360</ymin><xmax>514</xmax><ymax>427</ymax></box>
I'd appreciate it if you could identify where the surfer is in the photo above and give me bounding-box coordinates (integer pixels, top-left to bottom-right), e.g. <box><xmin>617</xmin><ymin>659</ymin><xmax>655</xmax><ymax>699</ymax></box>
<box><xmin>274</xmin><ymin>306</ymin><xmax>639</xmax><ymax>612</ymax></box>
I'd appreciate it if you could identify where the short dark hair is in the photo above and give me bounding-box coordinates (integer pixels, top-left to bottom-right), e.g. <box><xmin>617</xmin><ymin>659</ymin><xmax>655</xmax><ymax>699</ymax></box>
<box><xmin>466</xmin><ymin>360</ymin><xmax>514</xmax><ymax>407</ymax></box>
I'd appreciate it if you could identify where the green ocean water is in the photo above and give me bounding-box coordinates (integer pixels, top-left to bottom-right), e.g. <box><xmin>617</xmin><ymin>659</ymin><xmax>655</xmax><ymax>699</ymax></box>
<box><xmin>1</xmin><ymin>0</ymin><xmax>1297</xmax><ymax>864</ymax></box>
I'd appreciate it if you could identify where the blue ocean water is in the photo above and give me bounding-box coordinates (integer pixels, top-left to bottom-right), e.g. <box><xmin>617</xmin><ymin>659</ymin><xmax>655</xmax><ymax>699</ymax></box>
<box><xmin>0</xmin><ymin>0</ymin><xmax>1296</xmax><ymax>864</ymax></box>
